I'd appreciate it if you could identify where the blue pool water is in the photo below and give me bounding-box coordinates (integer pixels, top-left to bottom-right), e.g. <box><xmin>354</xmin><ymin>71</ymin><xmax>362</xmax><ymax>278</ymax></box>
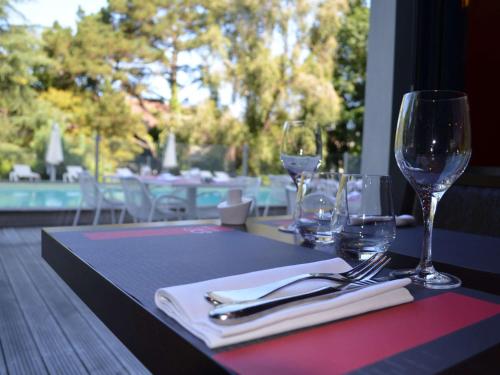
<box><xmin>0</xmin><ymin>183</ymin><xmax>283</xmax><ymax>209</ymax></box>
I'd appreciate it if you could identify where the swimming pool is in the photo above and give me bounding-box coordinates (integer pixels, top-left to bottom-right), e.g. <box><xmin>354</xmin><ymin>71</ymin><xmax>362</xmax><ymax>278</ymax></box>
<box><xmin>0</xmin><ymin>182</ymin><xmax>284</xmax><ymax>209</ymax></box>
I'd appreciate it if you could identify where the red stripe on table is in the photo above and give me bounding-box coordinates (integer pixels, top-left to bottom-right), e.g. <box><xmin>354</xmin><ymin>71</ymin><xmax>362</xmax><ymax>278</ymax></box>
<box><xmin>83</xmin><ymin>225</ymin><xmax>233</xmax><ymax>240</ymax></box>
<box><xmin>214</xmin><ymin>292</ymin><xmax>500</xmax><ymax>375</ymax></box>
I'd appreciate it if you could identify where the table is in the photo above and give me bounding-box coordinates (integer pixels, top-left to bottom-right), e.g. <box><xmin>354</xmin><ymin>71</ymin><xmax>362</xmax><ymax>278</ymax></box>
<box><xmin>42</xmin><ymin>217</ymin><xmax>500</xmax><ymax>374</ymax></box>
<box><xmin>141</xmin><ymin>176</ymin><xmax>245</xmax><ymax>219</ymax></box>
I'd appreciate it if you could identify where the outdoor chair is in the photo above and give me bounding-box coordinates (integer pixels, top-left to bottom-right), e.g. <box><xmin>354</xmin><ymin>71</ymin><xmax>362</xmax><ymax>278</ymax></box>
<box><xmin>8</xmin><ymin>164</ymin><xmax>41</xmax><ymax>182</ymax></box>
<box><xmin>235</xmin><ymin>176</ymin><xmax>262</xmax><ymax>216</ymax></box>
<box><xmin>200</xmin><ymin>170</ymin><xmax>214</xmax><ymax>180</ymax></box>
<box><xmin>103</xmin><ymin>167</ymin><xmax>136</xmax><ymax>183</ymax></box>
<box><xmin>116</xmin><ymin>167</ymin><xmax>135</xmax><ymax>177</ymax></box>
<box><xmin>180</xmin><ymin>168</ymin><xmax>201</xmax><ymax>179</ymax></box>
<box><xmin>120</xmin><ymin>176</ymin><xmax>188</xmax><ymax>222</ymax></box>
<box><xmin>213</xmin><ymin>171</ymin><xmax>231</xmax><ymax>182</ymax></box>
<box><xmin>73</xmin><ymin>172</ymin><xmax>126</xmax><ymax>226</ymax></box>
<box><xmin>62</xmin><ymin>165</ymin><xmax>84</xmax><ymax>183</ymax></box>
<box><xmin>263</xmin><ymin>174</ymin><xmax>291</xmax><ymax>216</ymax></box>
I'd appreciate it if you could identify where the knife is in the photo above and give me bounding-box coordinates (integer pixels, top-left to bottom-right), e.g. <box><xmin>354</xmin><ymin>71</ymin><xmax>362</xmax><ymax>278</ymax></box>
<box><xmin>208</xmin><ymin>279</ymin><xmax>382</xmax><ymax>325</ymax></box>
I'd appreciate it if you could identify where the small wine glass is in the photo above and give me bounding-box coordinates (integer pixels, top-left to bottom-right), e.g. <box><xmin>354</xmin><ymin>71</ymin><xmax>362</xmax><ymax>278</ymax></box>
<box><xmin>279</xmin><ymin>120</ymin><xmax>322</xmax><ymax>233</ymax></box>
<box><xmin>393</xmin><ymin>90</ymin><xmax>471</xmax><ymax>289</ymax></box>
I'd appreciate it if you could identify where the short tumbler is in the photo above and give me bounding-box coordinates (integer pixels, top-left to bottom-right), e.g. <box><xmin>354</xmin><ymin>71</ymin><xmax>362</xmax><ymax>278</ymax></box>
<box><xmin>339</xmin><ymin>174</ymin><xmax>396</xmax><ymax>257</ymax></box>
<box><xmin>295</xmin><ymin>172</ymin><xmax>347</xmax><ymax>244</ymax></box>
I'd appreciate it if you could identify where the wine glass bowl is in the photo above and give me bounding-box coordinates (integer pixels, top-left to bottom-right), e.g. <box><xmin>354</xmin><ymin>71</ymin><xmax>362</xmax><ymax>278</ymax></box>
<box><xmin>280</xmin><ymin>120</ymin><xmax>322</xmax><ymax>184</ymax></box>
<box><xmin>279</xmin><ymin>120</ymin><xmax>322</xmax><ymax>233</ymax></box>
<box><xmin>394</xmin><ymin>90</ymin><xmax>471</xmax><ymax>289</ymax></box>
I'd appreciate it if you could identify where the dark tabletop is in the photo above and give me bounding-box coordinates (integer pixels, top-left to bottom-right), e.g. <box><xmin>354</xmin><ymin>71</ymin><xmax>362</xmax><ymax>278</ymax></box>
<box><xmin>42</xmin><ymin>217</ymin><xmax>500</xmax><ymax>374</ymax></box>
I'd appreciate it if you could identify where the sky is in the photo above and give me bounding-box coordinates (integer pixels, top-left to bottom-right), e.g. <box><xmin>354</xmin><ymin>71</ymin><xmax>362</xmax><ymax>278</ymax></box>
<box><xmin>13</xmin><ymin>0</ymin><xmax>106</xmax><ymax>29</ymax></box>
<box><xmin>11</xmin><ymin>0</ymin><xmax>229</xmax><ymax>111</ymax></box>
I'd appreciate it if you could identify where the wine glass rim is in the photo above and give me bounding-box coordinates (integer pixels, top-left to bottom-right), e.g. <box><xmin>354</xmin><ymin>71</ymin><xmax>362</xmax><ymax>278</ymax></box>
<box><xmin>405</xmin><ymin>90</ymin><xmax>467</xmax><ymax>101</ymax></box>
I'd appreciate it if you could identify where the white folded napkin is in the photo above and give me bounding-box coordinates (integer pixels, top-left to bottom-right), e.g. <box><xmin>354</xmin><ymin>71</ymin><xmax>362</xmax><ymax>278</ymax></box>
<box><xmin>155</xmin><ymin>258</ymin><xmax>413</xmax><ymax>348</ymax></box>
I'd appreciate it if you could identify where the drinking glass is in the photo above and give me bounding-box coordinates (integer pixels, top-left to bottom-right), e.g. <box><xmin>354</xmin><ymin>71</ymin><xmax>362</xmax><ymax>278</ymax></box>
<box><xmin>394</xmin><ymin>90</ymin><xmax>471</xmax><ymax>289</ymax></box>
<box><xmin>295</xmin><ymin>172</ymin><xmax>347</xmax><ymax>244</ymax></box>
<box><xmin>338</xmin><ymin>174</ymin><xmax>396</xmax><ymax>260</ymax></box>
<box><xmin>279</xmin><ymin>120</ymin><xmax>322</xmax><ymax>232</ymax></box>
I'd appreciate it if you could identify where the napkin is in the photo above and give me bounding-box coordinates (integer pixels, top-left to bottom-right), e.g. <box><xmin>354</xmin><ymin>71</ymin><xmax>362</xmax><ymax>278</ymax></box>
<box><xmin>155</xmin><ymin>258</ymin><xmax>413</xmax><ymax>348</ymax></box>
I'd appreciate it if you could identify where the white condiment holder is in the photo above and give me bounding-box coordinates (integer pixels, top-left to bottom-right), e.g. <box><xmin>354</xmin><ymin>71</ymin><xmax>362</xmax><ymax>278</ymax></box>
<box><xmin>217</xmin><ymin>189</ymin><xmax>252</xmax><ymax>225</ymax></box>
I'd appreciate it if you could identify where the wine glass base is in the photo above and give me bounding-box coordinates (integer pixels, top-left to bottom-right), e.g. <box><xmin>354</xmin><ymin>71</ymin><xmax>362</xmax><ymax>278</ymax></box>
<box><xmin>278</xmin><ymin>224</ymin><xmax>297</xmax><ymax>233</ymax></box>
<box><xmin>390</xmin><ymin>268</ymin><xmax>462</xmax><ymax>289</ymax></box>
<box><xmin>389</xmin><ymin>268</ymin><xmax>416</xmax><ymax>279</ymax></box>
<box><xmin>412</xmin><ymin>271</ymin><xmax>462</xmax><ymax>289</ymax></box>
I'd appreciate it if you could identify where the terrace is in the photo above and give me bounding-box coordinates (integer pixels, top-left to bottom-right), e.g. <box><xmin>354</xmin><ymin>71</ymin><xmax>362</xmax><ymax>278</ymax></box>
<box><xmin>1</xmin><ymin>1</ymin><xmax>499</xmax><ymax>374</ymax></box>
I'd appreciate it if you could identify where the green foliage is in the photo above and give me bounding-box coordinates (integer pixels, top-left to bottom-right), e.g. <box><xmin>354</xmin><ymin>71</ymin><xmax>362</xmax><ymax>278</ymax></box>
<box><xmin>0</xmin><ymin>0</ymin><xmax>369</xmax><ymax>178</ymax></box>
<box><xmin>329</xmin><ymin>0</ymin><xmax>369</xmax><ymax>170</ymax></box>
<box><xmin>0</xmin><ymin>1</ymin><xmax>55</xmax><ymax>174</ymax></box>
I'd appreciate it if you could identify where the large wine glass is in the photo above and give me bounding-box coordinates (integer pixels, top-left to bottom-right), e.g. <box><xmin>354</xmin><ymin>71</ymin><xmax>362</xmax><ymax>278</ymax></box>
<box><xmin>394</xmin><ymin>90</ymin><xmax>471</xmax><ymax>289</ymax></box>
<box><xmin>279</xmin><ymin>120</ymin><xmax>322</xmax><ymax>232</ymax></box>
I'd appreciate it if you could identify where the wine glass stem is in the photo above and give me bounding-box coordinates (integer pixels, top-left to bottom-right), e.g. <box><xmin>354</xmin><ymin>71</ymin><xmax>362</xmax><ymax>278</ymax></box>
<box><xmin>418</xmin><ymin>193</ymin><xmax>439</xmax><ymax>275</ymax></box>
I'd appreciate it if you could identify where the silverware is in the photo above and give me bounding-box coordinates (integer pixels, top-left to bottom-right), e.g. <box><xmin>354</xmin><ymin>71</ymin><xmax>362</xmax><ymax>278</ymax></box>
<box><xmin>208</xmin><ymin>278</ymin><xmax>386</xmax><ymax>325</ymax></box>
<box><xmin>205</xmin><ymin>253</ymin><xmax>389</xmax><ymax>305</ymax></box>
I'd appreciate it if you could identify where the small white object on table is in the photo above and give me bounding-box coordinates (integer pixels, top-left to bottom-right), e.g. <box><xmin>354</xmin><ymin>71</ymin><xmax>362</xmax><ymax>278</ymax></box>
<box><xmin>217</xmin><ymin>189</ymin><xmax>252</xmax><ymax>225</ymax></box>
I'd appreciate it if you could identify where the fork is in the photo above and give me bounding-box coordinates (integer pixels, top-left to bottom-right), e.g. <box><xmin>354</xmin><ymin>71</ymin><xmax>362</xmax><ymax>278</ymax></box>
<box><xmin>209</xmin><ymin>278</ymin><xmax>386</xmax><ymax>325</ymax></box>
<box><xmin>205</xmin><ymin>252</ymin><xmax>389</xmax><ymax>305</ymax></box>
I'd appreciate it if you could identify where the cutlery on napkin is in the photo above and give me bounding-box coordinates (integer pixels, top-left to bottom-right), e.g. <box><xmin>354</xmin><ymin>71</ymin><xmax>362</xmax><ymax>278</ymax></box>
<box><xmin>155</xmin><ymin>258</ymin><xmax>413</xmax><ymax>348</ymax></box>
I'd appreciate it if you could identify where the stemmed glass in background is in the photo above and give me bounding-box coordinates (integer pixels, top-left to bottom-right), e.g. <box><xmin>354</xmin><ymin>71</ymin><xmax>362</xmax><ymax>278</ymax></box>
<box><xmin>279</xmin><ymin>120</ymin><xmax>322</xmax><ymax>232</ymax></box>
<box><xmin>394</xmin><ymin>90</ymin><xmax>471</xmax><ymax>289</ymax></box>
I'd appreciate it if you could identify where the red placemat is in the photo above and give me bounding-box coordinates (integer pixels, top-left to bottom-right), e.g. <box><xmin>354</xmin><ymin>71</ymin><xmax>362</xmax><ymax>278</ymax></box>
<box><xmin>214</xmin><ymin>292</ymin><xmax>500</xmax><ymax>374</ymax></box>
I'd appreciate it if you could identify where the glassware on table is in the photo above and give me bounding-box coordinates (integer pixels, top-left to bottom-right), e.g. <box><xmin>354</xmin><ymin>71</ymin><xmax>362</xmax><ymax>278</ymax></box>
<box><xmin>295</xmin><ymin>172</ymin><xmax>347</xmax><ymax>245</ymax></box>
<box><xmin>338</xmin><ymin>174</ymin><xmax>396</xmax><ymax>260</ymax></box>
<box><xmin>393</xmin><ymin>90</ymin><xmax>471</xmax><ymax>289</ymax></box>
<box><xmin>279</xmin><ymin>120</ymin><xmax>322</xmax><ymax>233</ymax></box>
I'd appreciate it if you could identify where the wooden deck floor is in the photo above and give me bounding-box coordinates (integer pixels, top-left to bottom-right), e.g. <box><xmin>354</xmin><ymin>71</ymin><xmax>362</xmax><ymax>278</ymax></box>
<box><xmin>0</xmin><ymin>227</ymin><xmax>150</xmax><ymax>375</ymax></box>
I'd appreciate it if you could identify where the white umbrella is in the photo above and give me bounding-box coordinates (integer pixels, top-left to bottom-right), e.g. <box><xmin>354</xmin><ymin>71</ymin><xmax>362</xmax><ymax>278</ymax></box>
<box><xmin>45</xmin><ymin>123</ymin><xmax>64</xmax><ymax>181</ymax></box>
<box><xmin>163</xmin><ymin>132</ymin><xmax>178</xmax><ymax>169</ymax></box>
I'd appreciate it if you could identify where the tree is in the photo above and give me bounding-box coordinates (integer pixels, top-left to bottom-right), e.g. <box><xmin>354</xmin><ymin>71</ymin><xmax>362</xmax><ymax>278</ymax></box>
<box><xmin>329</xmin><ymin>0</ymin><xmax>369</xmax><ymax>170</ymax></box>
<box><xmin>107</xmin><ymin>1</ymin><xmax>212</xmax><ymax>112</ymax></box>
<box><xmin>40</xmin><ymin>13</ymin><xmax>144</xmax><ymax>177</ymax></box>
<box><xmin>213</xmin><ymin>0</ymin><xmax>346</xmax><ymax>173</ymax></box>
<box><xmin>0</xmin><ymin>0</ymin><xmax>54</xmax><ymax>175</ymax></box>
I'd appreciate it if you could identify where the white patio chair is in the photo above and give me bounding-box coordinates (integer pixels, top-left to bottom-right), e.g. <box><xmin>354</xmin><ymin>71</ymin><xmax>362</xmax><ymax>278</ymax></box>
<box><xmin>116</xmin><ymin>167</ymin><xmax>135</xmax><ymax>177</ymax></box>
<box><xmin>9</xmin><ymin>164</ymin><xmax>41</xmax><ymax>182</ymax></box>
<box><xmin>73</xmin><ymin>173</ymin><xmax>126</xmax><ymax>225</ymax></box>
<box><xmin>103</xmin><ymin>167</ymin><xmax>136</xmax><ymax>183</ymax></box>
<box><xmin>263</xmin><ymin>175</ymin><xmax>291</xmax><ymax>216</ymax></box>
<box><xmin>200</xmin><ymin>170</ymin><xmax>214</xmax><ymax>180</ymax></box>
<box><xmin>213</xmin><ymin>171</ymin><xmax>231</xmax><ymax>182</ymax></box>
<box><xmin>62</xmin><ymin>165</ymin><xmax>84</xmax><ymax>183</ymax></box>
<box><xmin>235</xmin><ymin>176</ymin><xmax>262</xmax><ymax>216</ymax></box>
<box><xmin>180</xmin><ymin>168</ymin><xmax>202</xmax><ymax>179</ymax></box>
<box><xmin>120</xmin><ymin>177</ymin><xmax>188</xmax><ymax>222</ymax></box>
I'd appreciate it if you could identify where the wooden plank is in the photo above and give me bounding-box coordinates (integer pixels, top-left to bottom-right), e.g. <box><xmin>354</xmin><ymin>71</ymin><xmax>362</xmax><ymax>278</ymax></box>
<box><xmin>0</xmin><ymin>254</ymin><xmax>48</xmax><ymax>375</ymax></box>
<box><xmin>0</xmin><ymin>244</ymin><xmax>88</xmax><ymax>374</ymax></box>
<box><xmin>0</xmin><ymin>338</ymin><xmax>7</xmax><ymax>375</ymax></box>
<box><xmin>0</xmin><ymin>228</ymin><xmax>149</xmax><ymax>374</ymax></box>
<box><xmin>22</xmin><ymin>241</ymin><xmax>146</xmax><ymax>375</ymax></box>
